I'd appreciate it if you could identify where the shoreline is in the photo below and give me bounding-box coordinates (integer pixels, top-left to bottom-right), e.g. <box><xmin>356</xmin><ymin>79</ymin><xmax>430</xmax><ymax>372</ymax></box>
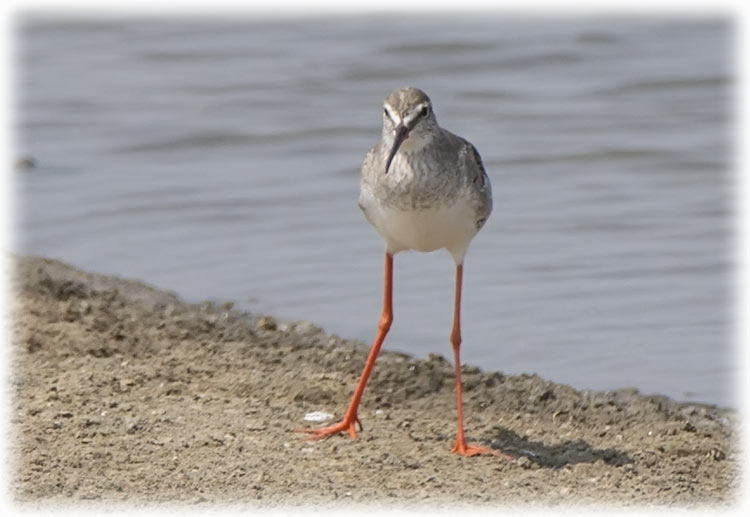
<box><xmin>10</xmin><ymin>255</ymin><xmax>740</xmax><ymax>507</ymax></box>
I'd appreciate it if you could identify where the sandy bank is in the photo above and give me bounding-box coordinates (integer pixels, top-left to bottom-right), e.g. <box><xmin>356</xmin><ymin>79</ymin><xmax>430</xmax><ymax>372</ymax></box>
<box><xmin>9</xmin><ymin>256</ymin><xmax>740</xmax><ymax>508</ymax></box>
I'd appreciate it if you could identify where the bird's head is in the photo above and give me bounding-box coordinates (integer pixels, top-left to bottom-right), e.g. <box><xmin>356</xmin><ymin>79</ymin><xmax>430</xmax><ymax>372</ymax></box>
<box><xmin>382</xmin><ymin>87</ymin><xmax>438</xmax><ymax>173</ymax></box>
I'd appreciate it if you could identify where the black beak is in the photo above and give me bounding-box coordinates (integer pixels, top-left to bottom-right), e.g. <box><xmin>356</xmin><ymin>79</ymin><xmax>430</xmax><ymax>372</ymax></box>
<box><xmin>385</xmin><ymin>124</ymin><xmax>409</xmax><ymax>174</ymax></box>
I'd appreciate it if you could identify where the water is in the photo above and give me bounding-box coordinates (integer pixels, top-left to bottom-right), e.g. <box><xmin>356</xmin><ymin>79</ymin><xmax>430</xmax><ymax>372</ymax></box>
<box><xmin>13</xmin><ymin>15</ymin><xmax>733</xmax><ymax>407</ymax></box>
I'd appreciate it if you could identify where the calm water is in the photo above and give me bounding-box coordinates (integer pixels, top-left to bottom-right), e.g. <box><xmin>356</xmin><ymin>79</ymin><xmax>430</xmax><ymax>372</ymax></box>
<box><xmin>14</xmin><ymin>15</ymin><xmax>733</xmax><ymax>406</ymax></box>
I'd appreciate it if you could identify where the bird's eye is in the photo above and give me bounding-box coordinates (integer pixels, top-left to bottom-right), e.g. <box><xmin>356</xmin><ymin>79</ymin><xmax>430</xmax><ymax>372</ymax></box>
<box><xmin>419</xmin><ymin>105</ymin><xmax>430</xmax><ymax>118</ymax></box>
<box><xmin>384</xmin><ymin>108</ymin><xmax>389</xmax><ymax>118</ymax></box>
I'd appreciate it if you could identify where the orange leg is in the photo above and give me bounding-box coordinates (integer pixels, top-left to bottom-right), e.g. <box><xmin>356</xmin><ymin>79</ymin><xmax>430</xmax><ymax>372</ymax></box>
<box><xmin>450</xmin><ymin>264</ymin><xmax>509</xmax><ymax>458</ymax></box>
<box><xmin>296</xmin><ymin>252</ymin><xmax>394</xmax><ymax>440</ymax></box>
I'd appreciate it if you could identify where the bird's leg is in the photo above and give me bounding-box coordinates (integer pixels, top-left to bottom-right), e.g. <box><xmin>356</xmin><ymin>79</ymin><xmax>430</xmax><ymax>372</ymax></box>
<box><xmin>296</xmin><ymin>253</ymin><xmax>394</xmax><ymax>440</ymax></box>
<box><xmin>450</xmin><ymin>264</ymin><xmax>508</xmax><ymax>458</ymax></box>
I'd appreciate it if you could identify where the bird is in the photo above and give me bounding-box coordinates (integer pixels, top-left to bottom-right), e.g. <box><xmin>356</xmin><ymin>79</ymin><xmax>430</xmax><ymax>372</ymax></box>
<box><xmin>297</xmin><ymin>86</ymin><xmax>500</xmax><ymax>457</ymax></box>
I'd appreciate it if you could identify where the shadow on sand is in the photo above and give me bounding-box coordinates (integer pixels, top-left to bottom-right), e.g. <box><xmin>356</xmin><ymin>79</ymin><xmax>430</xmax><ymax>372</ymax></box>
<box><xmin>488</xmin><ymin>426</ymin><xmax>632</xmax><ymax>468</ymax></box>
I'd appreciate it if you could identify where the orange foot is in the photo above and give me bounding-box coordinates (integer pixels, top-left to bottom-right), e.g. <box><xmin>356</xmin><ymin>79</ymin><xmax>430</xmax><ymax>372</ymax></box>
<box><xmin>451</xmin><ymin>439</ymin><xmax>513</xmax><ymax>459</ymax></box>
<box><xmin>295</xmin><ymin>416</ymin><xmax>362</xmax><ymax>440</ymax></box>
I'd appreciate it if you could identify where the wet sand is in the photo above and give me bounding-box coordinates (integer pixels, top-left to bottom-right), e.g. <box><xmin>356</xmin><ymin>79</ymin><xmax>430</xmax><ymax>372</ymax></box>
<box><xmin>9</xmin><ymin>256</ymin><xmax>740</xmax><ymax>509</ymax></box>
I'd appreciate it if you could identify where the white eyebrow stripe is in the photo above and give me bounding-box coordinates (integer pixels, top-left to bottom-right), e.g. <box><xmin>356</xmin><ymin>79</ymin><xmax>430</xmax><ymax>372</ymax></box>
<box><xmin>383</xmin><ymin>103</ymin><xmax>401</xmax><ymax>125</ymax></box>
<box><xmin>403</xmin><ymin>102</ymin><xmax>430</xmax><ymax>127</ymax></box>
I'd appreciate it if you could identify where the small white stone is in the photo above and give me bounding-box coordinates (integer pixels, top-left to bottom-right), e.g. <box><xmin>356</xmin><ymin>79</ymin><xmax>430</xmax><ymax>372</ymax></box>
<box><xmin>304</xmin><ymin>411</ymin><xmax>334</xmax><ymax>422</ymax></box>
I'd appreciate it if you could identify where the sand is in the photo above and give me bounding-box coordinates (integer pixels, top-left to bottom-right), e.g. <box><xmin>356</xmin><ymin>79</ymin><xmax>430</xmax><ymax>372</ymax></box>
<box><xmin>8</xmin><ymin>256</ymin><xmax>741</xmax><ymax>510</ymax></box>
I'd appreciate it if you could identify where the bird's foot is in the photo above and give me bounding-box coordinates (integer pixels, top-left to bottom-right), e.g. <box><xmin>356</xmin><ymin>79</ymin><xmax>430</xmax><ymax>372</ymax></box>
<box><xmin>451</xmin><ymin>439</ymin><xmax>512</xmax><ymax>459</ymax></box>
<box><xmin>295</xmin><ymin>415</ymin><xmax>362</xmax><ymax>440</ymax></box>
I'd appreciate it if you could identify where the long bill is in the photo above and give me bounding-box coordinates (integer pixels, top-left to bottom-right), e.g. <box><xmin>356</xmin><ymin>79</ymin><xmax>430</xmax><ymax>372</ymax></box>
<box><xmin>385</xmin><ymin>124</ymin><xmax>409</xmax><ymax>174</ymax></box>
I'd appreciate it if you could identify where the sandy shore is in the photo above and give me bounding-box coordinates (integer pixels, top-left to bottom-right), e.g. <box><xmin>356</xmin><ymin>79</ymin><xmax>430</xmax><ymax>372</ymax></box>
<box><xmin>9</xmin><ymin>256</ymin><xmax>740</xmax><ymax>509</ymax></box>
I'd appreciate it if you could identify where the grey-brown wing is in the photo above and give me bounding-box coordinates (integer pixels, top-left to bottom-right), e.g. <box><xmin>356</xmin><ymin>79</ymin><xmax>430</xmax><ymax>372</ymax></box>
<box><xmin>358</xmin><ymin>145</ymin><xmax>378</xmax><ymax>215</ymax></box>
<box><xmin>359</xmin><ymin>145</ymin><xmax>381</xmax><ymax>184</ymax></box>
<box><xmin>456</xmin><ymin>137</ymin><xmax>492</xmax><ymax>229</ymax></box>
<box><xmin>458</xmin><ymin>137</ymin><xmax>490</xmax><ymax>190</ymax></box>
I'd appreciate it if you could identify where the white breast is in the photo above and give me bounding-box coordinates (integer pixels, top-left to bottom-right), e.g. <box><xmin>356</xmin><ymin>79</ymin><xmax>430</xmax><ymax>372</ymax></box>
<box><xmin>359</xmin><ymin>187</ymin><xmax>479</xmax><ymax>265</ymax></box>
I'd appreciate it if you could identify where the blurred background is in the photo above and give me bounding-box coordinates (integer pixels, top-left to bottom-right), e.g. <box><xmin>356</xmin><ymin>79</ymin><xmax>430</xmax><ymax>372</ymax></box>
<box><xmin>13</xmin><ymin>15</ymin><xmax>733</xmax><ymax>407</ymax></box>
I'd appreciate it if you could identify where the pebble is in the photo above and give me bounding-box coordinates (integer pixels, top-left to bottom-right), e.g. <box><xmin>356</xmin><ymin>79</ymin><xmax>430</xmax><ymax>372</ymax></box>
<box><xmin>256</xmin><ymin>316</ymin><xmax>277</xmax><ymax>331</ymax></box>
<box><xmin>304</xmin><ymin>411</ymin><xmax>334</xmax><ymax>422</ymax></box>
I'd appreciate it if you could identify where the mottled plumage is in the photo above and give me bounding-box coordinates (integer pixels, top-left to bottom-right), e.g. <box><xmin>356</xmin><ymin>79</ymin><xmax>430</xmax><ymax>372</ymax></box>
<box><xmin>358</xmin><ymin>86</ymin><xmax>492</xmax><ymax>264</ymax></box>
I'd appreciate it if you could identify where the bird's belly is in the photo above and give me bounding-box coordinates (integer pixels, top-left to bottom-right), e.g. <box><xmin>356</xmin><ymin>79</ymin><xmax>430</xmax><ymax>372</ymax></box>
<box><xmin>360</xmin><ymin>190</ymin><xmax>478</xmax><ymax>261</ymax></box>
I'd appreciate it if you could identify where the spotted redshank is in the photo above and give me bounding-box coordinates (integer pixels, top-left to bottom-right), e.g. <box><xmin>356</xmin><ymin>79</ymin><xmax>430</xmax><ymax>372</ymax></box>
<box><xmin>297</xmin><ymin>86</ymin><xmax>499</xmax><ymax>457</ymax></box>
